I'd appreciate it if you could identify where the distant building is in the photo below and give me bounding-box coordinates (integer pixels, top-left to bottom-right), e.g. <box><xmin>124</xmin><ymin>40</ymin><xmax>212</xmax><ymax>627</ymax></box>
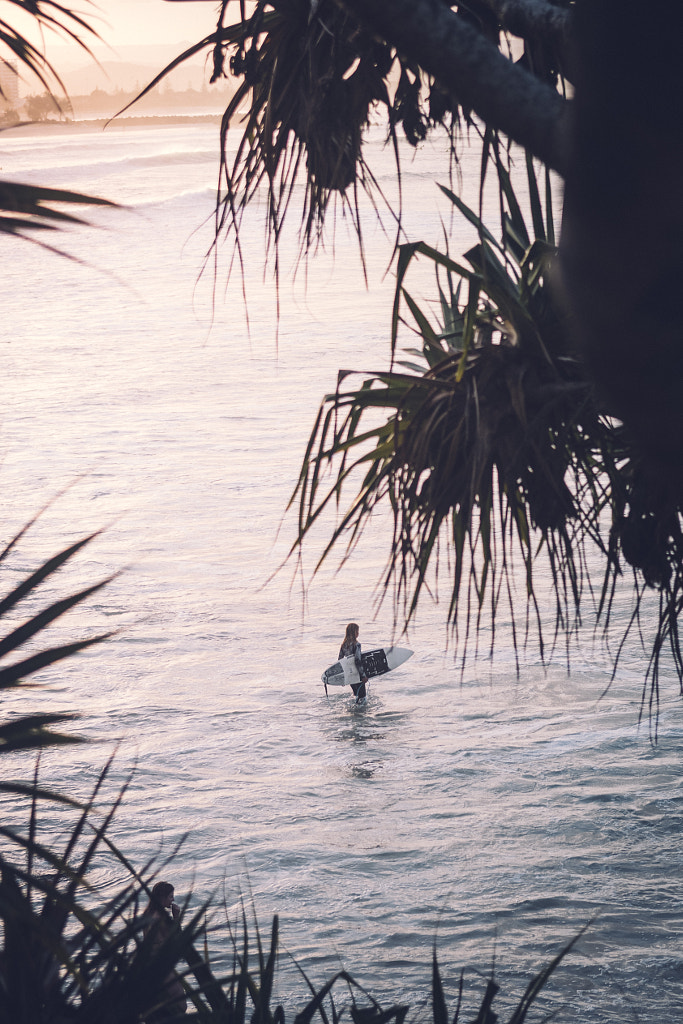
<box><xmin>0</xmin><ymin>60</ymin><xmax>19</xmax><ymax>107</ymax></box>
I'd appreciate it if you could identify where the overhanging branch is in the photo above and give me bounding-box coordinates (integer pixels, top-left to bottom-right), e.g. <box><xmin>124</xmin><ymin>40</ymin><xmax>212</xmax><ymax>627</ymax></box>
<box><xmin>478</xmin><ymin>0</ymin><xmax>573</xmax><ymax>48</ymax></box>
<box><xmin>336</xmin><ymin>0</ymin><xmax>570</xmax><ymax>175</ymax></box>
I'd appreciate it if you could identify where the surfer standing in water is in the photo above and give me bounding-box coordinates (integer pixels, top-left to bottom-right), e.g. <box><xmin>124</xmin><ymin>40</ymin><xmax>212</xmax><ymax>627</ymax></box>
<box><xmin>339</xmin><ymin>622</ymin><xmax>368</xmax><ymax>705</ymax></box>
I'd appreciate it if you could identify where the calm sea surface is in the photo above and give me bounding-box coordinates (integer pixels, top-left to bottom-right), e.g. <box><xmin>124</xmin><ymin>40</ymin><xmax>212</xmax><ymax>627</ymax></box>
<box><xmin>1</xmin><ymin>120</ymin><xmax>683</xmax><ymax>1021</ymax></box>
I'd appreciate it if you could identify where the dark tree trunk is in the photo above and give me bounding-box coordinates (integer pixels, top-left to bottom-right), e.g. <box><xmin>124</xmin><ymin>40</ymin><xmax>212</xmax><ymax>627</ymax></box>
<box><xmin>337</xmin><ymin>0</ymin><xmax>570</xmax><ymax>173</ymax></box>
<box><xmin>560</xmin><ymin>0</ymin><xmax>683</xmax><ymax>495</ymax></box>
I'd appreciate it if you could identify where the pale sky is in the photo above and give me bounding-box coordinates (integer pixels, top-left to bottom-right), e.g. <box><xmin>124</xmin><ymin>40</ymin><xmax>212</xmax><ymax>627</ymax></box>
<box><xmin>91</xmin><ymin>0</ymin><xmax>220</xmax><ymax>48</ymax></box>
<box><xmin>0</xmin><ymin>0</ymin><xmax>222</xmax><ymax>67</ymax></box>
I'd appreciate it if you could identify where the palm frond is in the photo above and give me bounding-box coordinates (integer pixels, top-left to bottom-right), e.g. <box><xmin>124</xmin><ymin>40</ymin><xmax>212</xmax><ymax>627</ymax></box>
<box><xmin>291</xmin><ymin>147</ymin><xmax>683</xmax><ymax>713</ymax></box>
<box><xmin>0</xmin><ymin>713</ymin><xmax>84</xmax><ymax>753</ymax></box>
<box><xmin>0</xmin><ymin>0</ymin><xmax>100</xmax><ymax>99</ymax></box>
<box><xmin>0</xmin><ymin>523</ymin><xmax>116</xmax><ymax>754</ymax></box>
<box><xmin>0</xmin><ymin>4</ymin><xmax>115</xmax><ymax>248</ymax></box>
<box><xmin>289</xmin><ymin>154</ymin><xmax>683</xmax><ymax>700</ymax></box>
<box><xmin>2</xmin><ymin>757</ymin><xmax>588</xmax><ymax>1021</ymax></box>
<box><xmin>0</xmin><ymin>181</ymin><xmax>115</xmax><ymax>247</ymax></box>
<box><xmin>0</xmin><ymin>762</ymin><xmax>206</xmax><ymax>1020</ymax></box>
<box><xmin>125</xmin><ymin>0</ymin><xmax>462</xmax><ymax>282</ymax></box>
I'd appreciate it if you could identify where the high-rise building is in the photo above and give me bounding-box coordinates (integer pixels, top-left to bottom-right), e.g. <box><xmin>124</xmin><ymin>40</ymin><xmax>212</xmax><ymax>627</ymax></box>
<box><xmin>0</xmin><ymin>60</ymin><xmax>20</xmax><ymax>107</ymax></box>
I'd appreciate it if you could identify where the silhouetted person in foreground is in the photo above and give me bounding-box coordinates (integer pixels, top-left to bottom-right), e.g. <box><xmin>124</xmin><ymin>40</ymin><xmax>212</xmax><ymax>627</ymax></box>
<box><xmin>142</xmin><ymin>881</ymin><xmax>187</xmax><ymax>1020</ymax></box>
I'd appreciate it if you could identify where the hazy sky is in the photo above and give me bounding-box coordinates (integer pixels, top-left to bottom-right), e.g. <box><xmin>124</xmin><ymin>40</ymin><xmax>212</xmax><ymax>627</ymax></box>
<box><xmin>2</xmin><ymin>0</ymin><xmax>221</xmax><ymax>65</ymax></box>
<box><xmin>92</xmin><ymin>0</ymin><xmax>219</xmax><ymax>48</ymax></box>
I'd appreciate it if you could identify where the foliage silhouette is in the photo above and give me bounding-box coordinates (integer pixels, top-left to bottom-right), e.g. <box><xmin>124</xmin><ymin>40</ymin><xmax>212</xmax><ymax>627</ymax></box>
<box><xmin>289</xmin><ymin>153</ymin><xmax>682</xmax><ymax>723</ymax></box>
<box><xmin>140</xmin><ymin>1</ymin><xmax>683</xmax><ymax>710</ymax></box>
<box><xmin>0</xmin><ymin>0</ymin><xmax>113</xmax><ymax>250</ymax></box>
<box><xmin>0</xmin><ymin>522</ymin><xmax>117</xmax><ymax>755</ymax></box>
<box><xmin>0</xmin><ymin>760</ymin><xmax>582</xmax><ymax>1022</ymax></box>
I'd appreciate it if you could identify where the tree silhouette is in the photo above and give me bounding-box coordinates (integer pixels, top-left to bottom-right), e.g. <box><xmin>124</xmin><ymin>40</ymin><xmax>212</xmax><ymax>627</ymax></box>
<box><xmin>153</xmin><ymin>0</ymin><xmax>683</xmax><ymax>706</ymax></box>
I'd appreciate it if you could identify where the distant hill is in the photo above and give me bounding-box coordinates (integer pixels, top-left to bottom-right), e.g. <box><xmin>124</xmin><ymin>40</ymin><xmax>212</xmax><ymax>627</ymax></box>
<box><xmin>20</xmin><ymin>43</ymin><xmax>231</xmax><ymax>98</ymax></box>
<box><xmin>59</xmin><ymin>58</ymin><xmax>220</xmax><ymax>97</ymax></box>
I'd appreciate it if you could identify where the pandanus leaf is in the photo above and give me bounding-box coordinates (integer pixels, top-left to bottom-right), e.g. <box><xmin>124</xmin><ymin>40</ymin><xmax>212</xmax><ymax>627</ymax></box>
<box><xmin>0</xmin><ymin>526</ymin><xmax>116</xmax><ymax>753</ymax></box>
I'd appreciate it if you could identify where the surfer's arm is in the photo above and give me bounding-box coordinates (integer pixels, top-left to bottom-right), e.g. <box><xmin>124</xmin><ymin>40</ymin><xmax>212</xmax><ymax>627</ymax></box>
<box><xmin>354</xmin><ymin>643</ymin><xmax>368</xmax><ymax>682</ymax></box>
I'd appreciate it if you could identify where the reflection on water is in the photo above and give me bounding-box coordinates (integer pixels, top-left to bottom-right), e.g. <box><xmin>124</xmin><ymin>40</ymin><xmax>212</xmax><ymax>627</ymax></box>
<box><xmin>322</xmin><ymin>696</ymin><xmax>393</xmax><ymax>779</ymax></box>
<box><xmin>316</xmin><ymin>692</ymin><xmax>417</xmax><ymax>782</ymax></box>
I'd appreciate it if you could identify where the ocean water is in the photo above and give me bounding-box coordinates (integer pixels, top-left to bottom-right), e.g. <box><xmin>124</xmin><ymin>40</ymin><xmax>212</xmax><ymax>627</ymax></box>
<box><xmin>1</xmin><ymin>120</ymin><xmax>683</xmax><ymax>1021</ymax></box>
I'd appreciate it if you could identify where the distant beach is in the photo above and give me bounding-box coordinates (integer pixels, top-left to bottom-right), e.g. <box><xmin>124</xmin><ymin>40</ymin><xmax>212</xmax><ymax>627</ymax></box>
<box><xmin>3</xmin><ymin>113</ymin><xmax>226</xmax><ymax>137</ymax></box>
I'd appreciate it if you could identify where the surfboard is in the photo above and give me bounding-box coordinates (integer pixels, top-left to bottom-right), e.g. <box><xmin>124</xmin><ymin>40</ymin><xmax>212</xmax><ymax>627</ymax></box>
<box><xmin>321</xmin><ymin>646</ymin><xmax>413</xmax><ymax>688</ymax></box>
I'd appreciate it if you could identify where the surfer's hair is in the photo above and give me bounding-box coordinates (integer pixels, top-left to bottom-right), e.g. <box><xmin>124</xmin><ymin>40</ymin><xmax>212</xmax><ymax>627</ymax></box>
<box><xmin>146</xmin><ymin>881</ymin><xmax>174</xmax><ymax>912</ymax></box>
<box><xmin>344</xmin><ymin>622</ymin><xmax>359</xmax><ymax>644</ymax></box>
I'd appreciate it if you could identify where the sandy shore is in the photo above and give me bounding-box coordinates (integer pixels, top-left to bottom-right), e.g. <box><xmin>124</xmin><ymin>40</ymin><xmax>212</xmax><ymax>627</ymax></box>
<box><xmin>2</xmin><ymin>113</ymin><xmax>225</xmax><ymax>137</ymax></box>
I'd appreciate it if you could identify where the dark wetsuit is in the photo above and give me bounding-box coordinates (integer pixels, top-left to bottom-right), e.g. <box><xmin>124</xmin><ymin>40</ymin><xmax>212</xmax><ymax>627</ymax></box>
<box><xmin>339</xmin><ymin>639</ymin><xmax>367</xmax><ymax>699</ymax></box>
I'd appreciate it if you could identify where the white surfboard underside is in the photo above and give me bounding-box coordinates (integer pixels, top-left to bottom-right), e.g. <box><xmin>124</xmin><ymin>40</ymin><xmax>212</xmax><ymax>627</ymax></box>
<box><xmin>321</xmin><ymin>646</ymin><xmax>413</xmax><ymax>687</ymax></box>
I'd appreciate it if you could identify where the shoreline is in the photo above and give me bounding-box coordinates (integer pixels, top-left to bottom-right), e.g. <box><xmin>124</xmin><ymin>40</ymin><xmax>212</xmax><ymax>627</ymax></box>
<box><xmin>2</xmin><ymin>113</ymin><xmax>226</xmax><ymax>137</ymax></box>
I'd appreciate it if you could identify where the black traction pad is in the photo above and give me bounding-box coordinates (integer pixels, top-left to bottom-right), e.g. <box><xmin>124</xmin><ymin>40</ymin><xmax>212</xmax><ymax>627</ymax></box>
<box><xmin>361</xmin><ymin>648</ymin><xmax>390</xmax><ymax>678</ymax></box>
